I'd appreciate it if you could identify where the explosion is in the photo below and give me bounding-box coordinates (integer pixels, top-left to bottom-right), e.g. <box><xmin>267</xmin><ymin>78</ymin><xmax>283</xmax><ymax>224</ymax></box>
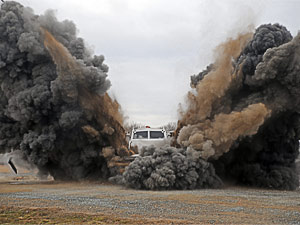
<box><xmin>1</xmin><ymin>2</ymin><xmax>299</xmax><ymax>190</ymax></box>
<box><xmin>0</xmin><ymin>1</ymin><xmax>130</xmax><ymax>180</ymax></box>
<box><xmin>117</xmin><ymin>24</ymin><xmax>300</xmax><ymax>190</ymax></box>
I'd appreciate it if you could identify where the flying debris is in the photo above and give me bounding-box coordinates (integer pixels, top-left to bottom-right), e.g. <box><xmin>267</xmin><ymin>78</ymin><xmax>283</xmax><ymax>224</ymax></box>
<box><xmin>8</xmin><ymin>158</ymin><xmax>17</xmax><ymax>174</ymax></box>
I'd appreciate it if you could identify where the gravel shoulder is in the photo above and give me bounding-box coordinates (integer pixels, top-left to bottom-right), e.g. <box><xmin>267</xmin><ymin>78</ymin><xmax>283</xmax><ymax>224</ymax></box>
<box><xmin>0</xmin><ymin>165</ymin><xmax>300</xmax><ymax>224</ymax></box>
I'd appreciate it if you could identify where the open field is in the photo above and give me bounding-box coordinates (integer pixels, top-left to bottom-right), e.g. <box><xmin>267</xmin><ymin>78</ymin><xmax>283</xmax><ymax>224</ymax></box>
<box><xmin>0</xmin><ymin>165</ymin><xmax>300</xmax><ymax>224</ymax></box>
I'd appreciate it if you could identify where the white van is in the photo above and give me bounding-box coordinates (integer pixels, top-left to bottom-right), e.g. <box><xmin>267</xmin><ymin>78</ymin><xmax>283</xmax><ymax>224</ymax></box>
<box><xmin>128</xmin><ymin>127</ymin><xmax>169</xmax><ymax>153</ymax></box>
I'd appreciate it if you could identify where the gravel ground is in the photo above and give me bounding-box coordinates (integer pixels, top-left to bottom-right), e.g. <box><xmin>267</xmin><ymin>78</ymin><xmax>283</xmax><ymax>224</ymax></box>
<box><xmin>0</xmin><ymin>166</ymin><xmax>300</xmax><ymax>224</ymax></box>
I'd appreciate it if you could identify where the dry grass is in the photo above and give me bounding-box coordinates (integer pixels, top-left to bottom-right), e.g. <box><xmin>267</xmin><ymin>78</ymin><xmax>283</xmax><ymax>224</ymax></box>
<box><xmin>0</xmin><ymin>165</ymin><xmax>299</xmax><ymax>224</ymax></box>
<box><xmin>0</xmin><ymin>206</ymin><xmax>180</xmax><ymax>224</ymax></box>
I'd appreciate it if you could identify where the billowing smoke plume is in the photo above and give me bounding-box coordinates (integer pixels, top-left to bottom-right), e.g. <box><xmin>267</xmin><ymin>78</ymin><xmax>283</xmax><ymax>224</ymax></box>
<box><xmin>0</xmin><ymin>1</ymin><xmax>130</xmax><ymax>180</ymax></box>
<box><xmin>110</xmin><ymin>146</ymin><xmax>222</xmax><ymax>190</ymax></box>
<box><xmin>115</xmin><ymin>24</ymin><xmax>300</xmax><ymax>190</ymax></box>
<box><xmin>175</xmin><ymin>23</ymin><xmax>300</xmax><ymax>190</ymax></box>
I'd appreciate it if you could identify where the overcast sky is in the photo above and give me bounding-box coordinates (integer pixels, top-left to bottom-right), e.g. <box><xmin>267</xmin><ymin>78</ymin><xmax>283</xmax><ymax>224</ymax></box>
<box><xmin>17</xmin><ymin>0</ymin><xmax>300</xmax><ymax>127</ymax></box>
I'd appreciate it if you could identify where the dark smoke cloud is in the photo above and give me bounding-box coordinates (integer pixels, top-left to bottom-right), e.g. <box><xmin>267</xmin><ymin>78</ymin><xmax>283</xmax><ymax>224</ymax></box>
<box><xmin>110</xmin><ymin>146</ymin><xmax>222</xmax><ymax>190</ymax></box>
<box><xmin>0</xmin><ymin>1</ymin><xmax>129</xmax><ymax>180</ymax></box>
<box><xmin>114</xmin><ymin>24</ymin><xmax>300</xmax><ymax>190</ymax></box>
<box><xmin>239</xmin><ymin>24</ymin><xmax>293</xmax><ymax>78</ymax></box>
<box><xmin>190</xmin><ymin>24</ymin><xmax>293</xmax><ymax>87</ymax></box>
<box><xmin>215</xmin><ymin>25</ymin><xmax>300</xmax><ymax>190</ymax></box>
<box><xmin>176</xmin><ymin>23</ymin><xmax>300</xmax><ymax>190</ymax></box>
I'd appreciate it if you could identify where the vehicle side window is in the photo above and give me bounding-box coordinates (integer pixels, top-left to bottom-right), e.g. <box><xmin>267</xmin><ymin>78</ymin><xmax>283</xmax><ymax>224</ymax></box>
<box><xmin>133</xmin><ymin>131</ymin><xmax>148</xmax><ymax>139</ymax></box>
<box><xmin>150</xmin><ymin>131</ymin><xmax>164</xmax><ymax>139</ymax></box>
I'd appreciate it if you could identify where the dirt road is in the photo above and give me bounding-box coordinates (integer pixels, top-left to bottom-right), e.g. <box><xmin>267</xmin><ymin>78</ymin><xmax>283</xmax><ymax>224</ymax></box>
<box><xmin>0</xmin><ymin>165</ymin><xmax>300</xmax><ymax>224</ymax></box>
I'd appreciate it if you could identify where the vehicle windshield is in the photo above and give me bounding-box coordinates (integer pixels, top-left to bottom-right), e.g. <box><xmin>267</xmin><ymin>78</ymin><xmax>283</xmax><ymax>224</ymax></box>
<box><xmin>150</xmin><ymin>131</ymin><xmax>164</xmax><ymax>139</ymax></box>
<box><xmin>133</xmin><ymin>131</ymin><xmax>148</xmax><ymax>139</ymax></box>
